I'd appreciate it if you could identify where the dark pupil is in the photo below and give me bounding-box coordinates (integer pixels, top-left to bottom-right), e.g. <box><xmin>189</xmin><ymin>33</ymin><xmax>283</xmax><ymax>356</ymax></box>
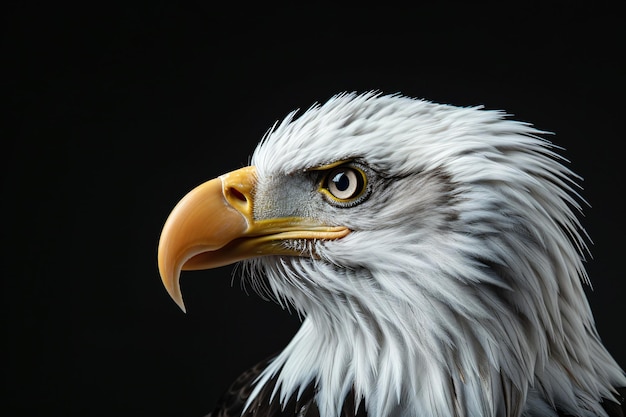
<box><xmin>332</xmin><ymin>172</ymin><xmax>350</xmax><ymax>191</ymax></box>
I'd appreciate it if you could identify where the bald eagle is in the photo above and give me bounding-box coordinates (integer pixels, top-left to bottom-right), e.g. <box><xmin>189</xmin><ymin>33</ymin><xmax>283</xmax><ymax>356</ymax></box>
<box><xmin>158</xmin><ymin>92</ymin><xmax>625</xmax><ymax>417</ymax></box>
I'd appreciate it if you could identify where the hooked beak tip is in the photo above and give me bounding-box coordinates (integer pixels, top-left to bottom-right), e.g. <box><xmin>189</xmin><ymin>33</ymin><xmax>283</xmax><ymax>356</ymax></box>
<box><xmin>157</xmin><ymin>239</ymin><xmax>187</xmax><ymax>313</ymax></box>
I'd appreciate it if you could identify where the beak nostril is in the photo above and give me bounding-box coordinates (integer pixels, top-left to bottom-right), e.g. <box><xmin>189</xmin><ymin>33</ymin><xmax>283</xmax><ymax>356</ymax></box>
<box><xmin>229</xmin><ymin>187</ymin><xmax>247</xmax><ymax>203</ymax></box>
<box><xmin>220</xmin><ymin>166</ymin><xmax>256</xmax><ymax>215</ymax></box>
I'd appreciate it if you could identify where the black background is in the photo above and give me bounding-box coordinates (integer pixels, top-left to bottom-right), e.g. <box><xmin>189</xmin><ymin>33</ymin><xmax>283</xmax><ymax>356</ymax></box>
<box><xmin>3</xmin><ymin>2</ymin><xmax>625</xmax><ymax>416</ymax></box>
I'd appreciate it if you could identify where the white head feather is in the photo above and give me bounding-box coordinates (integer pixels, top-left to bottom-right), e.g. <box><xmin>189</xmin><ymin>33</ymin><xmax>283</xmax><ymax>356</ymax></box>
<box><xmin>242</xmin><ymin>92</ymin><xmax>624</xmax><ymax>417</ymax></box>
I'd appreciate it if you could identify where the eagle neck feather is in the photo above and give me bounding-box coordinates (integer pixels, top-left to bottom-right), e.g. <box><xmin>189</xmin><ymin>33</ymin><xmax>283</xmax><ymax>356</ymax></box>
<box><xmin>246</xmin><ymin>254</ymin><xmax>528</xmax><ymax>417</ymax></box>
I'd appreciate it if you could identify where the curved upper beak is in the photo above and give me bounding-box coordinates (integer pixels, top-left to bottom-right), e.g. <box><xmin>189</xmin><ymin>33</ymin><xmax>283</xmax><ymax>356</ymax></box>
<box><xmin>157</xmin><ymin>166</ymin><xmax>350</xmax><ymax>312</ymax></box>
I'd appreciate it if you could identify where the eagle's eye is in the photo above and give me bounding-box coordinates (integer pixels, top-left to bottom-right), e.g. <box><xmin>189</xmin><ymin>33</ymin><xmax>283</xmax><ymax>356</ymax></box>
<box><xmin>319</xmin><ymin>164</ymin><xmax>368</xmax><ymax>206</ymax></box>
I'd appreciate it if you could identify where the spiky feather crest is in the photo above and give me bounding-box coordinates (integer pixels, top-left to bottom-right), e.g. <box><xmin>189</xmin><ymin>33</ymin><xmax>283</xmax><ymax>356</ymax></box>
<box><xmin>242</xmin><ymin>92</ymin><xmax>624</xmax><ymax>417</ymax></box>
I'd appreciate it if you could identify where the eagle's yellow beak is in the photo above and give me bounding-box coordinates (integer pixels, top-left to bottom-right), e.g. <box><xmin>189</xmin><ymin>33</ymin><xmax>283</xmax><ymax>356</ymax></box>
<box><xmin>157</xmin><ymin>166</ymin><xmax>350</xmax><ymax>312</ymax></box>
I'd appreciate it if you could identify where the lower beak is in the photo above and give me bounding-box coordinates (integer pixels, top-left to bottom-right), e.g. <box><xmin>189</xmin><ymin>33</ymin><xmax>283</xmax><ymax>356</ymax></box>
<box><xmin>157</xmin><ymin>166</ymin><xmax>349</xmax><ymax>312</ymax></box>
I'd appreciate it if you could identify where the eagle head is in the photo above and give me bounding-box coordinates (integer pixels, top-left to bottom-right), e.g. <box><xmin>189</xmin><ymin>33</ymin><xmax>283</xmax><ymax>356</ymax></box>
<box><xmin>158</xmin><ymin>92</ymin><xmax>625</xmax><ymax>417</ymax></box>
